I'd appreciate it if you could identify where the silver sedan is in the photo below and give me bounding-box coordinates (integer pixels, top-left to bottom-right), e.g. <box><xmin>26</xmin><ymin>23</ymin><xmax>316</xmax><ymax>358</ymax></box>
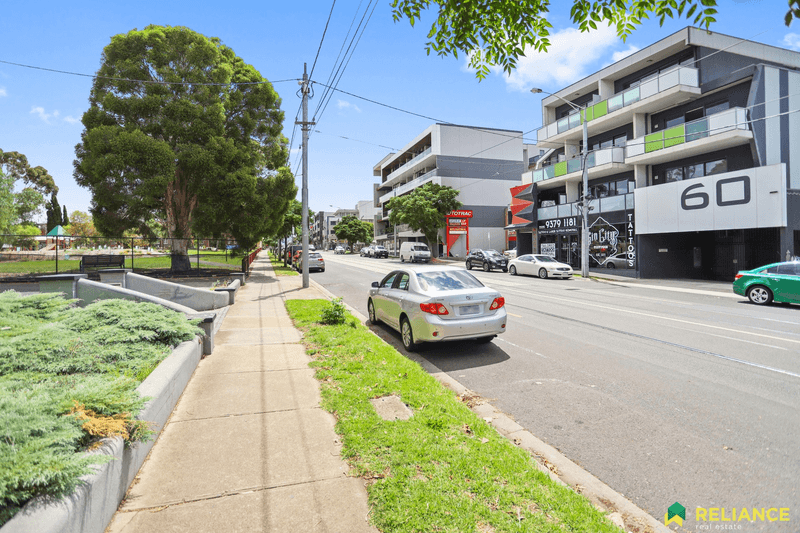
<box><xmin>368</xmin><ymin>266</ymin><xmax>507</xmax><ymax>351</ymax></box>
<box><xmin>508</xmin><ymin>254</ymin><xmax>573</xmax><ymax>279</ymax></box>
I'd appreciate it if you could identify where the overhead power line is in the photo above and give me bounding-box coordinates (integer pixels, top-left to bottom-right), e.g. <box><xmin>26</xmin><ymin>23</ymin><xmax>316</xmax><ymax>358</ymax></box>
<box><xmin>309</xmin><ymin>0</ymin><xmax>337</xmax><ymax>81</ymax></box>
<box><xmin>0</xmin><ymin>59</ymin><xmax>297</xmax><ymax>86</ymax></box>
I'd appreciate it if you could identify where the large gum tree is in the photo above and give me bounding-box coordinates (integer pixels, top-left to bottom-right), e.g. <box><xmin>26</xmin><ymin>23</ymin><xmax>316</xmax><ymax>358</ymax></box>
<box><xmin>74</xmin><ymin>25</ymin><xmax>294</xmax><ymax>270</ymax></box>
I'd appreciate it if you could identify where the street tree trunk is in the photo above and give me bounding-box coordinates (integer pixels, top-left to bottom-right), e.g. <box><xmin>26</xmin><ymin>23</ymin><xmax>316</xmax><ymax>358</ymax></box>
<box><xmin>165</xmin><ymin>170</ymin><xmax>198</xmax><ymax>272</ymax></box>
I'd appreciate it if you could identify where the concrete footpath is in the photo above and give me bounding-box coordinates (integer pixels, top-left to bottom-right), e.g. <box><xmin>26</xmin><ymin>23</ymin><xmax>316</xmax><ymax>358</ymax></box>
<box><xmin>106</xmin><ymin>254</ymin><xmax>378</xmax><ymax>533</ymax></box>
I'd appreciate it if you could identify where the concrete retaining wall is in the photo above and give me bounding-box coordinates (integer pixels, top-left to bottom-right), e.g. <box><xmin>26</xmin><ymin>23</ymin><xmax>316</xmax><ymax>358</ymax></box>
<box><xmin>213</xmin><ymin>278</ymin><xmax>241</xmax><ymax>305</ymax></box>
<box><xmin>126</xmin><ymin>272</ymin><xmax>229</xmax><ymax>311</ymax></box>
<box><xmin>1</xmin><ymin>338</ymin><xmax>203</xmax><ymax>533</ymax></box>
<box><xmin>75</xmin><ymin>278</ymin><xmax>197</xmax><ymax>315</ymax></box>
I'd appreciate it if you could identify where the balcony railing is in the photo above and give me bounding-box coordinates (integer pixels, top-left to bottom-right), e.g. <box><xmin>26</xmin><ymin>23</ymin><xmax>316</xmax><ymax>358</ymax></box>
<box><xmin>537</xmin><ymin>193</ymin><xmax>634</xmax><ymax>220</ymax></box>
<box><xmin>532</xmin><ymin>147</ymin><xmax>625</xmax><ymax>184</ymax></box>
<box><xmin>379</xmin><ymin>169</ymin><xmax>440</xmax><ymax>204</ymax></box>
<box><xmin>625</xmin><ymin>107</ymin><xmax>748</xmax><ymax>158</ymax></box>
<box><xmin>384</xmin><ymin>147</ymin><xmax>432</xmax><ymax>183</ymax></box>
<box><xmin>537</xmin><ymin>67</ymin><xmax>699</xmax><ymax>142</ymax></box>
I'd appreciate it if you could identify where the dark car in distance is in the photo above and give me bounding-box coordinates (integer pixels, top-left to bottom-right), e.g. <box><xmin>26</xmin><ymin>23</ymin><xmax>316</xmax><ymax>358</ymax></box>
<box><xmin>733</xmin><ymin>261</ymin><xmax>800</xmax><ymax>305</ymax></box>
<box><xmin>466</xmin><ymin>249</ymin><xmax>508</xmax><ymax>272</ymax></box>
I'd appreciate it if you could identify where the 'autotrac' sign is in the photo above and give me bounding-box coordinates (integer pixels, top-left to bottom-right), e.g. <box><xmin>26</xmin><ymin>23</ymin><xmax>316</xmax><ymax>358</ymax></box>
<box><xmin>448</xmin><ymin>210</ymin><xmax>473</xmax><ymax>218</ymax></box>
<box><xmin>634</xmin><ymin>164</ymin><xmax>787</xmax><ymax>235</ymax></box>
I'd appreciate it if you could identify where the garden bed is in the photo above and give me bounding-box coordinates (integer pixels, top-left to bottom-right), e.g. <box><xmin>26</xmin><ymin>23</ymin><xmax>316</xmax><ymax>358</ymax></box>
<box><xmin>0</xmin><ymin>292</ymin><xmax>203</xmax><ymax>530</ymax></box>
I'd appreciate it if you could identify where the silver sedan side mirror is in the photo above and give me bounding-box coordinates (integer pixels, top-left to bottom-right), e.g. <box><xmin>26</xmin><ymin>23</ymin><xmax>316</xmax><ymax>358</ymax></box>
<box><xmin>371</xmin><ymin>282</ymin><xmax>379</xmax><ymax>288</ymax></box>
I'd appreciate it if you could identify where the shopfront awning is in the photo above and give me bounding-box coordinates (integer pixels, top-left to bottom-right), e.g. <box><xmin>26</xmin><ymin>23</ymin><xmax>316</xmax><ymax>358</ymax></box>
<box><xmin>504</xmin><ymin>221</ymin><xmax>536</xmax><ymax>231</ymax></box>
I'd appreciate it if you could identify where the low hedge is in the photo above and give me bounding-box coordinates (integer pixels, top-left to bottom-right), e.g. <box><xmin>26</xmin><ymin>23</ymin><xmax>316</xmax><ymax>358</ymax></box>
<box><xmin>0</xmin><ymin>291</ymin><xmax>202</xmax><ymax>526</ymax></box>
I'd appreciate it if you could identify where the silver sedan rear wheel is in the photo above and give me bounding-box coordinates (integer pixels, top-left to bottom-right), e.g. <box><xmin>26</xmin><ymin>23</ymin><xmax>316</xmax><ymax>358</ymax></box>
<box><xmin>368</xmin><ymin>299</ymin><xmax>379</xmax><ymax>323</ymax></box>
<box><xmin>401</xmin><ymin>318</ymin><xmax>417</xmax><ymax>352</ymax></box>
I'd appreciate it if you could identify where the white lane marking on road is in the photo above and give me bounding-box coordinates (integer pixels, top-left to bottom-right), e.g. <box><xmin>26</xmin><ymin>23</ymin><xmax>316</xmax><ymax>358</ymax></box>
<box><xmin>503</xmin><ymin>287</ymin><xmax>800</xmax><ymax>347</ymax></box>
<box><xmin>701</xmin><ymin>331</ymin><xmax>788</xmax><ymax>351</ymax></box>
<box><xmin>496</xmin><ymin>337</ymin><xmax>547</xmax><ymax>358</ymax></box>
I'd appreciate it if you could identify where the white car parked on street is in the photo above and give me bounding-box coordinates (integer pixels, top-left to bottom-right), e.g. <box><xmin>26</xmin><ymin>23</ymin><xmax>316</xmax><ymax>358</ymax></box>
<box><xmin>367</xmin><ymin>266</ymin><xmax>507</xmax><ymax>351</ymax></box>
<box><xmin>508</xmin><ymin>254</ymin><xmax>573</xmax><ymax>279</ymax></box>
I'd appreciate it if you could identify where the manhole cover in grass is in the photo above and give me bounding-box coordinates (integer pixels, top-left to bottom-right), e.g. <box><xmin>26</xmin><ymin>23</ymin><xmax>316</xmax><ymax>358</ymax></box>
<box><xmin>370</xmin><ymin>395</ymin><xmax>413</xmax><ymax>421</ymax></box>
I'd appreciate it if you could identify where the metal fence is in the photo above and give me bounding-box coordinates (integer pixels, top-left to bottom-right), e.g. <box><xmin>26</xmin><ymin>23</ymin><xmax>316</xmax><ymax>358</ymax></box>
<box><xmin>0</xmin><ymin>234</ymin><xmax>254</xmax><ymax>277</ymax></box>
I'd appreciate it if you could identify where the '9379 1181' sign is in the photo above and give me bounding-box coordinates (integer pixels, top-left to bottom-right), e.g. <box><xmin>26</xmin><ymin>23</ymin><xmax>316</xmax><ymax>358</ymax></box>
<box><xmin>538</xmin><ymin>216</ymin><xmax>578</xmax><ymax>235</ymax></box>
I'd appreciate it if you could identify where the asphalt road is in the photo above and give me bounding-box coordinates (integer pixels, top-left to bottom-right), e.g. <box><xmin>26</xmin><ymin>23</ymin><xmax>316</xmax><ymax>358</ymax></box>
<box><xmin>305</xmin><ymin>252</ymin><xmax>800</xmax><ymax>531</ymax></box>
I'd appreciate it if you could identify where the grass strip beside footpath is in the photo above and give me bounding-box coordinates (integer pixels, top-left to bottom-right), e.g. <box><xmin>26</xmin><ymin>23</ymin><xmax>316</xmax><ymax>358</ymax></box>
<box><xmin>268</xmin><ymin>252</ymin><xmax>299</xmax><ymax>276</ymax></box>
<box><xmin>0</xmin><ymin>292</ymin><xmax>202</xmax><ymax>526</ymax></box>
<box><xmin>286</xmin><ymin>299</ymin><xmax>621</xmax><ymax>533</ymax></box>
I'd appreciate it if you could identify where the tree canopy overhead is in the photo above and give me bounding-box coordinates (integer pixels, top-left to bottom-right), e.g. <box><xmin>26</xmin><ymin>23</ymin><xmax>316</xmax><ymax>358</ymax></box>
<box><xmin>387</xmin><ymin>182</ymin><xmax>461</xmax><ymax>257</ymax></box>
<box><xmin>390</xmin><ymin>0</ymin><xmax>795</xmax><ymax>80</ymax></box>
<box><xmin>0</xmin><ymin>150</ymin><xmax>58</xmax><ymax>195</ymax></box>
<box><xmin>74</xmin><ymin>25</ymin><xmax>295</xmax><ymax>268</ymax></box>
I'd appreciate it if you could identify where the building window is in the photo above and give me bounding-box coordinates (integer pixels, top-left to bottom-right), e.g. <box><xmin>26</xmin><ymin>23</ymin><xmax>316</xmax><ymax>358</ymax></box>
<box><xmin>659</xmin><ymin>158</ymin><xmax>728</xmax><ymax>184</ymax></box>
<box><xmin>613</xmin><ymin>134</ymin><xmax>627</xmax><ymax>147</ymax></box>
<box><xmin>665</xmin><ymin>167</ymin><xmax>684</xmax><ymax>182</ymax></box>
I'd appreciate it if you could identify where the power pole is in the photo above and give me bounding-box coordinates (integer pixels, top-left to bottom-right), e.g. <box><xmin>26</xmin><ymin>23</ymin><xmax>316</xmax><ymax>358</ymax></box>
<box><xmin>297</xmin><ymin>64</ymin><xmax>315</xmax><ymax>289</ymax></box>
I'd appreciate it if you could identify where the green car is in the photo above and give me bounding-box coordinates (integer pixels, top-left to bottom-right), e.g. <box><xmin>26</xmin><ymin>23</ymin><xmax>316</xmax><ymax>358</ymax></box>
<box><xmin>733</xmin><ymin>261</ymin><xmax>800</xmax><ymax>305</ymax></box>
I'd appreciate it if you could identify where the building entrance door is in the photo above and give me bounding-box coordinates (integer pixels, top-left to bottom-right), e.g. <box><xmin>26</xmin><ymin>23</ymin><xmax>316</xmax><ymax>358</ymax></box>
<box><xmin>560</xmin><ymin>235</ymin><xmax>579</xmax><ymax>268</ymax></box>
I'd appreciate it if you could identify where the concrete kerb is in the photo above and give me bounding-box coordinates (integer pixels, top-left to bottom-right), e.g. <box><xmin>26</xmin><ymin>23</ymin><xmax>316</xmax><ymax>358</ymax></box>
<box><xmin>1</xmin><ymin>338</ymin><xmax>203</xmax><ymax>533</ymax></box>
<box><xmin>304</xmin><ymin>278</ymin><xmax>669</xmax><ymax>533</ymax></box>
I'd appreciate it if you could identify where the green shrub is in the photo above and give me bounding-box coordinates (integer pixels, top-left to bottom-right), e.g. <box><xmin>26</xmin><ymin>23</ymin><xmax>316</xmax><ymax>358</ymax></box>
<box><xmin>0</xmin><ymin>293</ymin><xmax>203</xmax><ymax>526</ymax></box>
<box><xmin>320</xmin><ymin>297</ymin><xmax>347</xmax><ymax>325</ymax></box>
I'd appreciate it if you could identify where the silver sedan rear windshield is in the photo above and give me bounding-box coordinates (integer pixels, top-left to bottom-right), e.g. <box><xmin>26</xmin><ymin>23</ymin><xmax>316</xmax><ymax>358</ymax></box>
<box><xmin>416</xmin><ymin>270</ymin><xmax>484</xmax><ymax>291</ymax></box>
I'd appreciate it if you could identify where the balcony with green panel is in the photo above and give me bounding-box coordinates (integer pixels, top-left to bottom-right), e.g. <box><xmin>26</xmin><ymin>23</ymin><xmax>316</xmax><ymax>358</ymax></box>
<box><xmin>536</xmin><ymin>67</ymin><xmax>701</xmax><ymax>146</ymax></box>
<box><xmin>625</xmin><ymin>107</ymin><xmax>752</xmax><ymax>165</ymax></box>
<box><xmin>526</xmin><ymin>146</ymin><xmax>630</xmax><ymax>190</ymax></box>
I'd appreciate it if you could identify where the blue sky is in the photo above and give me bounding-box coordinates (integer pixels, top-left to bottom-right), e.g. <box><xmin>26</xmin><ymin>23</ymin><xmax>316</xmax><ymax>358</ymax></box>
<box><xmin>1</xmin><ymin>0</ymin><xmax>797</xmax><ymax>221</ymax></box>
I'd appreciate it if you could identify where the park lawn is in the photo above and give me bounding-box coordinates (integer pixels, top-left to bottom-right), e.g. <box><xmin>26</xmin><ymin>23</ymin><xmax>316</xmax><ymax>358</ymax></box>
<box><xmin>0</xmin><ymin>255</ymin><xmax>238</xmax><ymax>275</ymax></box>
<box><xmin>0</xmin><ymin>259</ymin><xmax>82</xmax><ymax>274</ymax></box>
<box><xmin>285</xmin><ymin>299</ymin><xmax>622</xmax><ymax>533</ymax></box>
<box><xmin>268</xmin><ymin>252</ymin><xmax>298</xmax><ymax>276</ymax></box>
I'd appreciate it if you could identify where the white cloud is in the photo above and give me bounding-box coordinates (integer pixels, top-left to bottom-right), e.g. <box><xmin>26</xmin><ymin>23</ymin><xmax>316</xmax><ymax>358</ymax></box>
<box><xmin>783</xmin><ymin>33</ymin><xmax>800</xmax><ymax>51</ymax></box>
<box><xmin>336</xmin><ymin>99</ymin><xmax>361</xmax><ymax>113</ymax></box>
<box><xmin>0</xmin><ymin>87</ymin><xmax>7</xmax><ymax>97</ymax></box>
<box><xmin>501</xmin><ymin>24</ymin><xmax>633</xmax><ymax>92</ymax></box>
<box><xmin>31</xmin><ymin>106</ymin><xmax>59</xmax><ymax>123</ymax></box>
<box><xmin>612</xmin><ymin>44</ymin><xmax>640</xmax><ymax>63</ymax></box>
<box><xmin>63</xmin><ymin>115</ymin><xmax>80</xmax><ymax>124</ymax></box>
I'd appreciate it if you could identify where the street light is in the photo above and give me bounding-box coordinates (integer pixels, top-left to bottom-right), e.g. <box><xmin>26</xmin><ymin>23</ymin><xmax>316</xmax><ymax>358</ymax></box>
<box><xmin>531</xmin><ymin>88</ymin><xmax>591</xmax><ymax>279</ymax></box>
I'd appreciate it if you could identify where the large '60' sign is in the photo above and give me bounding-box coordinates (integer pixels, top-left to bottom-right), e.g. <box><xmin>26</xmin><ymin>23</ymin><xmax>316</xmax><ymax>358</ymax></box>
<box><xmin>681</xmin><ymin>175</ymin><xmax>751</xmax><ymax>210</ymax></box>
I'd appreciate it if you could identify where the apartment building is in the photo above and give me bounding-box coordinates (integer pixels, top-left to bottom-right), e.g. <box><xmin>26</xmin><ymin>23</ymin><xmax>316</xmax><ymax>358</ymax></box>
<box><xmin>521</xmin><ymin>26</ymin><xmax>799</xmax><ymax>280</ymax></box>
<box><xmin>373</xmin><ymin>124</ymin><xmax>529</xmax><ymax>257</ymax></box>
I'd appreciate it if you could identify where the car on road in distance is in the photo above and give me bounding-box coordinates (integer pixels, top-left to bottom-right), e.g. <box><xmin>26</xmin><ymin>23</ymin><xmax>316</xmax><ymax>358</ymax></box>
<box><xmin>503</xmin><ymin>249</ymin><xmax>517</xmax><ymax>259</ymax></box>
<box><xmin>334</xmin><ymin>245</ymin><xmax>345</xmax><ymax>255</ymax></box>
<box><xmin>400</xmin><ymin>242</ymin><xmax>431</xmax><ymax>263</ymax></box>
<box><xmin>360</xmin><ymin>246</ymin><xmax>370</xmax><ymax>257</ymax></box>
<box><xmin>733</xmin><ymin>261</ymin><xmax>800</xmax><ymax>305</ymax></box>
<box><xmin>297</xmin><ymin>251</ymin><xmax>326</xmax><ymax>272</ymax></box>
<box><xmin>466</xmin><ymin>249</ymin><xmax>508</xmax><ymax>272</ymax></box>
<box><xmin>367</xmin><ymin>266</ymin><xmax>506</xmax><ymax>351</ymax></box>
<box><xmin>372</xmin><ymin>245</ymin><xmax>389</xmax><ymax>258</ymax></box>
<box><xmin>508</xmin><ymin>254</ymin><xmax>573</xmax><ymax>279</ymax></box>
